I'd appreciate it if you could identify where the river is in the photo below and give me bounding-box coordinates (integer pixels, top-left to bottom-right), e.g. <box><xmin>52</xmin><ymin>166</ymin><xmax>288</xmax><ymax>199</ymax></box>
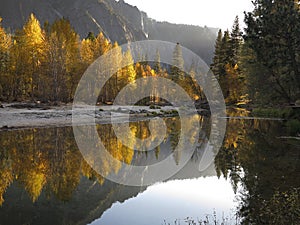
<box><xmin>0</xmin><ymin>112</ymin><xmax>299</xmax><ymax>225</ymax></box>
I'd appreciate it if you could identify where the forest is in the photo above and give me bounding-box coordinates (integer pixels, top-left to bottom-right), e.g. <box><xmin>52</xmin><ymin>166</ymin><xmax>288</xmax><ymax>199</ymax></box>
<box><xmin>211</xmin><ymin>0</ymin><xmax>300</xmax><ymax>108</ymax></box>
<box><xmin>0</xmin><ymin>0</ymin><xmax>299</xmax><ymax>111</ymax></box>
<box><xmin>0</xmin><ymin>14</ymin><xmax>201</xmax><ymax>104</ymax></box>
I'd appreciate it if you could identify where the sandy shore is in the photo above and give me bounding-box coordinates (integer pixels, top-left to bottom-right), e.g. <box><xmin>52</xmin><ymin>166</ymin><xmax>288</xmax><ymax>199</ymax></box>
<box><xmin>0</xmin><ymin>103</ymin><xmax>184</xmax><ymax>130</ymax></box>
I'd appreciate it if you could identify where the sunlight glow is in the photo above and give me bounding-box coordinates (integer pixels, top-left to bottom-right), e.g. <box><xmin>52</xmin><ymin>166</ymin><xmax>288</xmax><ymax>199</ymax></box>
<box><xmin>120</xmin><ymin>0</ymin><xmax>254</xmax><ymax>30</ymax></box>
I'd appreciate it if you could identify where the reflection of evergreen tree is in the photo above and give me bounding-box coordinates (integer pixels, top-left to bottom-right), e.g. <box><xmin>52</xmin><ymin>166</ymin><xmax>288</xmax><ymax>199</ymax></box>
<box><xmin>215</xmin><ymin>110</ymin><xmax>300</xmax><ymax>224</ymax></box>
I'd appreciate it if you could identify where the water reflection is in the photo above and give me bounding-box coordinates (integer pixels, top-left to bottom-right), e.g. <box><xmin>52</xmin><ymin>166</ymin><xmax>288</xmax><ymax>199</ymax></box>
<box><xmin>91</xmin><ymin>177</ymin><xmax>237</xmax><ymax>225</ymax></box>
<box><xmin>216</xmin><ymin>109</ymin><xmax>300</xmax><ymax>224</ymax></box>
<box><xmin>0</xmin><ymin>116</ymin><xmax>206</xmax><ymax>207</ymax></box>
<box><xmin>0</xmin><ymin>112</ymin><xmax>299</xmax><ymax>224</ymax></box>
<box><xmin>0</xmin><ymin>115</ymin><xmax>216</xmax><ymax>225</ymax></box>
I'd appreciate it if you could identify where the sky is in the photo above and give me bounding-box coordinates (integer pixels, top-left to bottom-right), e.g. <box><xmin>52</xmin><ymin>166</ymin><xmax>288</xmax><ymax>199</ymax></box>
<box><xmin>121</xmin><ymin>0</ymin><xmax>254</xmax><ymax>31</ymax></box>
<box><xmin>91</xmin><ymin>177</ymin><xmax>238</xmax><ymax>225</ymax></box>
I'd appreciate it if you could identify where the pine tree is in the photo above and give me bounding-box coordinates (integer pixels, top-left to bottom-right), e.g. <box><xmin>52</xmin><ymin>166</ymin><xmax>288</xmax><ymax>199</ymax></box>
<box><xmin>244</xmin><ymin>0</ymin><xmax>300</xmax><ymax>103</ymax></box>
<box><xmin>86</xmin><ymin>31</ymin><xmax>95</xmax><ymax>41</ymax></box>
<box><xmin>230</xmin><ymin>16</ymin><xmax>243</xmax><ymax>67</ymax></box>
<box><xmin>211</xmin><ymin>18</ymin><xmax>246</xmax><ymax>104</ymax></box>
<box><xmin>171</xmin><ymin>43</ymin><xmax>184</xmax><ymax>81</ymax></box>
<box><xmin>211</xmin><ymin>29</ymin><xmax>223</xmax><ymax>77</ymax></box>
<box><xmin>153</xmin><ymin>49</ymin><xmax>162</xmax><ymax>75</ymax></box>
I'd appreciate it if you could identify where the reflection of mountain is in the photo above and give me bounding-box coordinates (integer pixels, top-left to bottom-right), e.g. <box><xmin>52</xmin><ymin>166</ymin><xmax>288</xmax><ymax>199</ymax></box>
<box><xmin>0</xmin><ymin>178</ymin><xmax>142</xmax><ymax>225</ymax></box>
<box><xmin>0</xmin><ymin>0</ymin><xmax>217</xmax><ymax>64</ymax></box>
<box><xmin>0</xmin><ymin>159</ymin><xmax>216</xmax><ymax>225</ymax></box>
<box><xmin>0</xmin><ymin>117</ymin><xmax>216</xmax><ymax>225</ymax></box>
<box><xmin>0</xmin><ymin>165</ymin><xmax>216</xmax><ymax>225</ymax></box>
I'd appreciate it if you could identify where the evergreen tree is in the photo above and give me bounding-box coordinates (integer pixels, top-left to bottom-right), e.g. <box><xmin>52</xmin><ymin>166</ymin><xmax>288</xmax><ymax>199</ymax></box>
<box><xmin>220</xmin><ymin>30</ymin><xmax>232</xmax><ymax>69</ymax></box>
<box><xmin>211</xmin><ymin>18</ymin><xmax>246</xmax><ymax>104</ymax></box>
<box><xmin>171</xmin><ymin>43</ymin><xmax>184</xmax><ymax>81</ymax></box>
<box><xmin>86</xmin><ymin>31</ymin><xmax>95</xmax><ymax>41</ymax></box>
<box><xmin>153</xmin><ymin>49</ymin><xmax>162</xmax><ymax>75</ymax></box>
<box><xmin>211</xmin><ymin>29</ymin><xmax>223</xmax><ymax>77</ymax></box>
<box><xmin>212</xmin><ymin>30</ymin><xmax>232</xmax><ymax>77</ymax></box>
<box><xmin>230</xmin><ymin>16</ymin><xmax>243</xmax><ymax>67</ymax></box>
<box><xmin>244</xmin><ymin>0</ymin><xmax>300</xmax><ymax>103</ymax></box>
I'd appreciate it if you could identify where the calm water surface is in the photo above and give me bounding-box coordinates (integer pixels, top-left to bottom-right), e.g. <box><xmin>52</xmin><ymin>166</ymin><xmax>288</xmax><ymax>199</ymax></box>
<box><xmin>0</xmin><ymin>114</ymin><xmax>299</xmax><ymax>225</ymax></box>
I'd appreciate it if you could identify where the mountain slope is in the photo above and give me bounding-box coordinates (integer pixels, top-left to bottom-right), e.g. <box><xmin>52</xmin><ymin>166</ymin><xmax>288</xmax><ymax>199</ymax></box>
<box><xmin>0</xmin><ymin>0</ymin><xmax>146</xmax><ymax>43</ymax></box>
<box><xmin>0</xmin><ymin>0</ymin><xmax>217</xmax><ymax>64</ymax></box>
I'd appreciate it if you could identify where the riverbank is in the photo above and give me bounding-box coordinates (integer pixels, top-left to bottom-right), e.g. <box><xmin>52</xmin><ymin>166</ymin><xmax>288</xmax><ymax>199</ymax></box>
<box><xmin>0</xmin><ymin>102</ymin><xmax>199</xmax><ymax>130</ymax></box>
<box><xmin>1</xmin><ymin>103</ymin><xmax>299</xmax><ymax>137</ymax></box>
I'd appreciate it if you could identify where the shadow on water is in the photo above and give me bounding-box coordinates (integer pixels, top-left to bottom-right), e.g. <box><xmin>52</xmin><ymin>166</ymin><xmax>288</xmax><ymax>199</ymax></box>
<box><xmin>215</xmin><ymin>109</ymin><xmax>300</xmax><ymax>225</ymax></box>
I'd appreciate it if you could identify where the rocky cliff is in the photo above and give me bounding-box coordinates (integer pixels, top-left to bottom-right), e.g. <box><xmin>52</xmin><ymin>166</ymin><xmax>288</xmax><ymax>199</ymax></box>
<box><xmin>0</xmin><ymin>0</ymin><xmax>217</xmax><ymax>63</ymax></box>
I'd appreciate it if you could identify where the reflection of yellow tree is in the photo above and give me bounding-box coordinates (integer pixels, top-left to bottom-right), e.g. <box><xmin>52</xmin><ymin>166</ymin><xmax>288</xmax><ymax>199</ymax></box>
<box><xmin>0</xmin><ymin>167</ymin><xmax>13</xmax><ymax>205</ymax></box>
<box><xmin>44</xmin><ymin>128</ymin><xmax>82</xmax><ymax>201</ymax></box>
<box><xmin>0</xmin><ymin>148</ymin><xmax>13</xmax><ymax>205</ymax></box>
<box><xmin>0</xmin><ymin>128</ymin><xmax>84</xmax><ymax>204</ymax></box>
<box><xmin>10</xmin><ymin>130</ymin><xmax>48</xmax><ymax>202</ymax></box>
<box><xmin>215</xmin><ymin>109</ymin><xmax>251</xmax><ymax>192</ymax></box>
<box><xmin>19</xmin><ymin>167</ymin><xmax>46</xmax><ymax>202</ymax></box>
<box><xmin>0</xmin><ymin>118</ymin><xmax>201</xmax><ymax>205</ymax></box>
<box><xmin>81</xmin><ymin>160</ymin><xmax>105</xmax><ymax>185</ymax></box>
<box><xmin>97</xmin><ymin>124</ymin><xmax>135</xmax><ymax>176</ymax></box>
<box><xmin>48</xmin><ymin>149</ymin><xmax>81</xmax><ymax>201</ymax></box>
<box><xmin>223</xmin><ymin>109</ymin><xmax>250</xmax><ymax>150</ymax></box>
<box><xmin>173</xmin><ymin>115</ymin><xmax>201</xmax><ymax>165</ymax></box>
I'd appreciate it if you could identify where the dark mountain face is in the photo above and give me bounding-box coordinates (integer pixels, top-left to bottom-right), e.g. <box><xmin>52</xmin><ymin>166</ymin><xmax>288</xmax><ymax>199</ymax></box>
<box><xmin>0</xmin><ymin>0</ymin><xmax>217</xmax><ymax>64</ymax></box>
<box><xmin>0</xmin><ymin>0</ymin><xmax>147</xmax><ymax>44</ymax></box>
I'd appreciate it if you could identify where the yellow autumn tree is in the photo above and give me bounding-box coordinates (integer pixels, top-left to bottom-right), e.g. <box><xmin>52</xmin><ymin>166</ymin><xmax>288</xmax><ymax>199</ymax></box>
<box><xmin>43</xmin><ymin>18</ymin><xmax>81</xmax><ymax>102</ymax></box>
<box><xmin>0</xmin><ymin>17</ymin><xmax>12</xmax><ymax>100</ymax></box>
<box><xmin>80</xmin><ymin>38</ymin><xmax>94</xmax><ymax>66</ymax></box>
<box><xmin>13</xmin><ymin>14</ymin><xmax>46</xmax><ymax>100</ymax></box>
<box><xmin>119</xmin><ymin>49</ymin><xmax>136</xmax><ymax>104</ymax></box>
<box><xmin>94</xmin><ymin>32</ymin><xmax>111</xmax><ymax>58</ymax></box>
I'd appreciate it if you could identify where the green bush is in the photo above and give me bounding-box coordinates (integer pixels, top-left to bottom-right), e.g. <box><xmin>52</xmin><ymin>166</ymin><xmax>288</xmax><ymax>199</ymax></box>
<box><xmin>252</xmin><ymin>108</ymin><xmax>293</xmax><ymax>118</ymax></box>
<box><xmin>286</xmin><ymin>119</ymin><xmax>300</xmax><ymax>136</ymax></box>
